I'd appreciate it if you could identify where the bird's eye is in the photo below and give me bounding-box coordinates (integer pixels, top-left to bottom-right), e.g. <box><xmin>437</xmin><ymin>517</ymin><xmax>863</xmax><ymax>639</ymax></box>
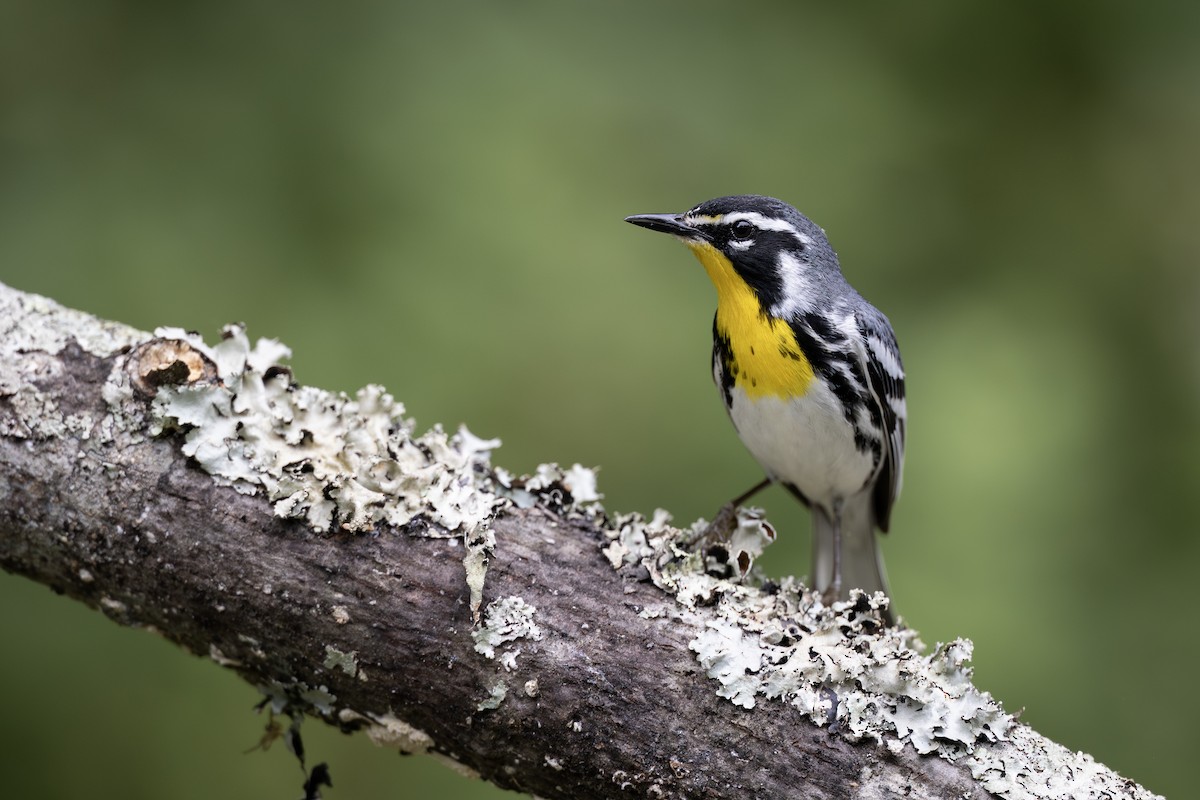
<box><xmin>730</xmin><ymin>220</ymin><xmax>755</xmax><ymax>240</ymax></box>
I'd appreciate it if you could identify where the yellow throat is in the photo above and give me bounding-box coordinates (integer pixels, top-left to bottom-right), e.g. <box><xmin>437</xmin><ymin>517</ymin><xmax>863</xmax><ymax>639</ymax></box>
<box><xmin>687</xmin><ymin>241</ymin><xmax>815</xmax><ymax>399</ymax></box>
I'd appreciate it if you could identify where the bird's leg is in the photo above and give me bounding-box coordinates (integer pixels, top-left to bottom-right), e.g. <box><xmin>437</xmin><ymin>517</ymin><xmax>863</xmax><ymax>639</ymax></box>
<box><xmin>822</xmin><ymin>500</ymin><xmax>844</xmax><ymax>605</ymax></box>
<box><xmin>696</xmin><ymin>476</ymin><xmax>773</xmax><ymax>546</ymax></box>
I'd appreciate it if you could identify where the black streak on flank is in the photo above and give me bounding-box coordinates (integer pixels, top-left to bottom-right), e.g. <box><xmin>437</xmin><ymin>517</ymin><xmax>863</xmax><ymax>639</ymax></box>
<box><xmin>788</xmin><ymin>313</ymin><xmax>883</xmax><ymax>460</ymax></box>
<box><xmin>804</xmin><ymin>313</ymin><xmax>847</xmax><ymax>345</ymax></box>
<box><xmin>712</xmin><ymin>315</ymin><xmax>735</xmax><ymax>408</ymax></box>
<box><xmin>863</xmin><ymin>358</ymin><xmax>889</xmax><ymax>433</ymax></box>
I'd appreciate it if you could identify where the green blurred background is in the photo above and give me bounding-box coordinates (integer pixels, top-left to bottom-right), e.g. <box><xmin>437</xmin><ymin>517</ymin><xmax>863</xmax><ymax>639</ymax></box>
<box><xmin>2</xmin><ymin>1</ymin><xmax>1197</xmax><ymax>797</ymax></box>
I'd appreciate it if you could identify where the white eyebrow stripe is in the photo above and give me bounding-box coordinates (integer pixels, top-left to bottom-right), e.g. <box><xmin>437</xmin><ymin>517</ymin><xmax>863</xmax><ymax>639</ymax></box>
<box><xmin>720</xmin><ymin>211</ymin><xmax>797</xmax><ymax>232</ymax></box>
<box><xmin>686</xmin><ymin>210</ymin><xmax>815</xmax><ymax>248</ymax></box>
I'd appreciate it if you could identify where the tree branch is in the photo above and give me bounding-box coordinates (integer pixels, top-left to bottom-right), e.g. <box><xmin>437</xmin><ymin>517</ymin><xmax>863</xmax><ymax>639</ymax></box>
<box><xmin>0</xmin><ymin>282</ymin><xmax>1160</xmax><ymax>800</ymax></box>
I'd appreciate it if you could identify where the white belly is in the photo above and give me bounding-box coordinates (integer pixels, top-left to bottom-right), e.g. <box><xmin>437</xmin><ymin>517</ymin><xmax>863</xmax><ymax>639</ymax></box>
<box><xmin>726</xmin><ymin>379</ymin><xmax>875</xmax><ymax>510</ymax></box>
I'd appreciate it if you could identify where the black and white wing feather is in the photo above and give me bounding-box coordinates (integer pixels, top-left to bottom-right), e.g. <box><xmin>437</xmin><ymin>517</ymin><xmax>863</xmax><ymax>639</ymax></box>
<box><xmin>852</xmin><ymin>308</ymin><xmax>907</xmax><ymax>532</ymax></box>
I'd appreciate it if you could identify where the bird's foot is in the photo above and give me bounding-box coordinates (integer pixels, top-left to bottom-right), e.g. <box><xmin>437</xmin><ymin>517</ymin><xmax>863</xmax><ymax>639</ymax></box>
<box><xmin>694</xmin><ymin>503</ymin><xmax>739</xmax><ymax>549</ymax></box>
<box><xmin>820</xmin><ymin>580</ymin><xmax>842</xmax><ymax>608</ymax></box>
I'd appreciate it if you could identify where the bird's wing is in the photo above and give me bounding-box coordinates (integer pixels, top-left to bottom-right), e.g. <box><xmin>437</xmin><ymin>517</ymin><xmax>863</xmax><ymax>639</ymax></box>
<box><xmin>852</xmin><ymin>308</ymin><xmax>907</xmax><ymax>532</ymax></box>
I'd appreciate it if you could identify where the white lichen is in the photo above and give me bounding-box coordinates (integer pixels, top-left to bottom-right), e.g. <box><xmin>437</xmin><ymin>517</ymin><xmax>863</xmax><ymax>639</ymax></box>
<box><xmin>428</xmin><ymin>752</ymin><xmax>483</xmax><ymax>782</ymax></box>
<box><xmin>126</xmin><ymin>322</ymin><xmax>519</xmax><ymax>613</ymax></box>
<box><xmin>500</xmin><ymin>462</ymin><xmax>605</xmax><ymax>515</ymax></box>
<box><xmin>299</xmin><ymin>684</ymin><xmax>337</xmax><ymax>715</ymax></box>
<box><xmin>560</xmin><ymin>463</ymin><xmax>602</xmax><ymax>503</ymax></box>
<box><xmin>463</xmin><ymin>526</ymin><xmax>496</xmax><ymax>622</ymax></box>
<box><xmin>146</xmin><ymin>325</ymin><xmax>504</xmax><ymax>537</ymax></box>
<box><xmin>725</xmin><ymin>510</ymin><xmax>776</xmax><ymax>575</ymax></box>
<box><xmin>337</xmin><ymin>708</ymin><xmax>481</xmax><ymax>781</ymax></box>
<box><xmin>0</xmin><ymin>283</ymin><xmax>145</xmax><ymax>360</ymax></box>
<box><xmin>968</xmin><ymin>724</ymin><xmax>1162</xmax><ymax>800</ymax></box>
<box><xmin>338</xmin><ymin>709</ymin><xmax>435</xmax><ymax>755</ymax></box>
<box><xmin>209</xmin><ymin>644</ymin><xmax>242</xmax><ymax>667</ymax></box>
<box><xmin>259</xmin><ymin>679</ymin><xmax>337</xmax><ymax>719</ymax></box>
<box><xmin>0</xmin><ymin>285</ymin><xmax>144</xmax><ymax>441</ymax></box>
<box><xmin>472</xmin><ymin>595</ymin><xmax>543</xmax><ymax>671</ymax></box>
<box><xmin>593</xmin><ymin>504</ymin><xmax>1162</xmax><ymax>800</ymax></box>
<box><xmin>99</xmin><ymin>596</ymin><xmax>127</xmax><ymax>614</ymax></box>
<box><xmin>3</xmin><ymin>287</ymin><xmax>606</xmax><ymax>634</ymax></box>
<box><xmin>615</xmin><ymin>506</ymin><xmax>1009</xmax><ymax>754</ymax></box>
<box><xmin>323</xmin><ymin>645</ymin><xmax>359</xmax><ymax>678</ymax></box>
<box><xmin>477</xmin><ymin>680</ymin><xmax>508</xmax><ymax>711</ymax></box>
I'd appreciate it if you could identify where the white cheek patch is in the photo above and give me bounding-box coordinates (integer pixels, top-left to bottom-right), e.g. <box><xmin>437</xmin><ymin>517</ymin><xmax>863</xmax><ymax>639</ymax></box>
<box><xmin>769</xmin><ymin>251</ymin><xmax>816</xmax><ymax>319</ymax></box>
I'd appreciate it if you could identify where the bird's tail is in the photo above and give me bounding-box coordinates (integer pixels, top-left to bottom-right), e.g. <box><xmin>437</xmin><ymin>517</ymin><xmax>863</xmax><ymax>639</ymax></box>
<box><xmin>810</xmin><ymin>493</ymin><xmax>892</xmax><ymax>618</ymax></box>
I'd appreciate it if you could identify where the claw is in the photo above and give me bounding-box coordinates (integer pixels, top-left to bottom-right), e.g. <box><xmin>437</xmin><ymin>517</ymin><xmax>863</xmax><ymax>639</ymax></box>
<box><xmin>693</xmin><ymin>477</ymin><xmax>773</xmax><ymax>548</ymax></box>
<box><xmin>688</xmin><ymin>502</ymin><xmax>739</xmax><ymax>549</ymax></box>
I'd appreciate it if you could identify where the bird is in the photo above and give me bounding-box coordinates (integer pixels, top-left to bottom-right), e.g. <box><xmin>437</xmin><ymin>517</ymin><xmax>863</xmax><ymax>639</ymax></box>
<box><xmin>625</xmin><ymin>195</ymin><xmax>906</xmax><ymax>620</ymax></box>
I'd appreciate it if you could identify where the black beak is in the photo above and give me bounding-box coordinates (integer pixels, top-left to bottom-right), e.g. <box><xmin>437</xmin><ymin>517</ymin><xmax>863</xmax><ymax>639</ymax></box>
<box><xmin>624</xmin><ymin>213</ymin><xmax>707</xmax><ymax>241</ymax></box>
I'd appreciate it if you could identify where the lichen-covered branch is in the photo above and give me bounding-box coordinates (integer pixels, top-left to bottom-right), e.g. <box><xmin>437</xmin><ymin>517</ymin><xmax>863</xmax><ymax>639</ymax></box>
<box><xmin>0</xmin><ymin>282</ymin><xmax>1160</xmax><ymax>800</ymax></box>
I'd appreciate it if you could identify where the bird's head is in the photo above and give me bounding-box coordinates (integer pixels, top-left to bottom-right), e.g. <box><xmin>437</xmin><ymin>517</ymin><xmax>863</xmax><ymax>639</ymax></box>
<box><xmin>625</xmin><ymin>195</ymin><xmax>844</xmax><ymax>318</ymax></box>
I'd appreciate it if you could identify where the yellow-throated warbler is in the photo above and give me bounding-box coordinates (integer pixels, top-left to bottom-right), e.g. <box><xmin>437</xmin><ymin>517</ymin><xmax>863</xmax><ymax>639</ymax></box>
<box><xmin>626</xmin><ymin>195</ymin><xmax>906</xmax><ymax>618</ymax></box>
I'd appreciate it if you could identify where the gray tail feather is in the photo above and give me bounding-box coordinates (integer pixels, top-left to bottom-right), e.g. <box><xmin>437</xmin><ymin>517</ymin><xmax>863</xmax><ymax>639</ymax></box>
<box><xmin>810</xmin><ymin>493</ymin><xmax>892</xmax><ymax>619</ymax></box>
